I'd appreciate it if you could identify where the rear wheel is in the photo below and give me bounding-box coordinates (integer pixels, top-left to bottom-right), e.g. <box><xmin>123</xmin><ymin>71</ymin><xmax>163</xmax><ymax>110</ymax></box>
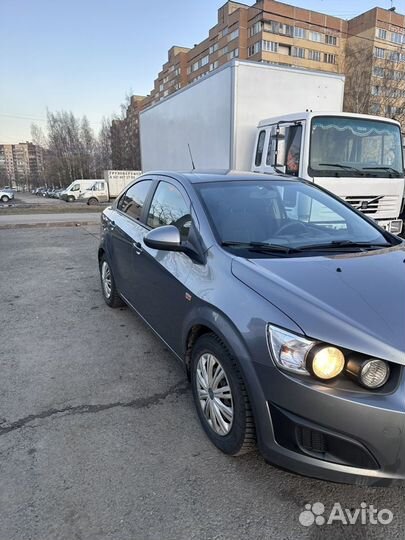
<box><xmin>1</xmin><ymin>195</ymin><xmax>10</xmax><ymax>203</ymax></box>
<box><xmin>87</xmin><ymin>197</ymin><xmax>98</xmax><ymax>206</ymax></box>
<box><xmin>191</xmin><ymin>333</ymin><xmax>256</xmax><ymax>455</ymax></box>
<box><xmin>99</xmin><ymin>256</ymin><xmax>124</xmax><ymax>308</ymax></box>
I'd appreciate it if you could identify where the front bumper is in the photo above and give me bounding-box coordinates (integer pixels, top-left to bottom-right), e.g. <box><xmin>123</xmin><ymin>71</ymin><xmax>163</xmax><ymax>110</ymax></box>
<box><xmin>253</xmin><ymin>361</ymin><xmax>405</xmax><ymax>485</ymax></box>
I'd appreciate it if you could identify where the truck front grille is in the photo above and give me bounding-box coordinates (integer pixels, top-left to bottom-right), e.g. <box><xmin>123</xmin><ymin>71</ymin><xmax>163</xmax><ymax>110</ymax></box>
<box><xmin>345</xmin><ymin>195</ymin><xmax>398</xmax><ymax>216</ymax></box>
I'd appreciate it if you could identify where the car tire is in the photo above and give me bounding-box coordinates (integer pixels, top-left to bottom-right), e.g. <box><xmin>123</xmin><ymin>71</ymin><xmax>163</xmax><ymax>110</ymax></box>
<box><xmin>99</xmin><ymin>256</ymin><xmax>124</xmax><ymax>308</ymax></box>
<box><xmin>87</xmin><ymin>197</ymin><xmax>98</xmax><ymax>206</ymax></box>
<box><xmin>191</xmin><ymin>333</ymin><xmax>256</xmax><ymax>456</ymax></box>
<box><xmin>67</xmin><ymin>195</ymin><xmax>75</xmax><ymax>202</ymax></box>
<box><xmin>1</xmin><ymin>195</ymin><xmax>10</xmax><ymax>203</ymax></box>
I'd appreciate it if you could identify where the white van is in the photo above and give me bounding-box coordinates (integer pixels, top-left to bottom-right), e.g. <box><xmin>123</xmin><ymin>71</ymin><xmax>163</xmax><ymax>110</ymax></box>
<box><xmin>60</xmin><ymin>179</ymin><xmax>103</xmax><ymax>202</ymax></box>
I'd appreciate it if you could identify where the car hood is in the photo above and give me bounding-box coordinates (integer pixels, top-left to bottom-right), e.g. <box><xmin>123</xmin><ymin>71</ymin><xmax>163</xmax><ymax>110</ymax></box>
<box><xmin>231</xmin><ymin>245</ymin><xmax>405</xmax><ymax>364</ymax></box>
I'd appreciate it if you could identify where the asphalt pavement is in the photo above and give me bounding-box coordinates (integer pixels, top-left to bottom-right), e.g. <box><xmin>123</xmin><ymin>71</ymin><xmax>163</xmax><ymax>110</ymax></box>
<box><xmin>1</xmin><ymin>226</ymin><xmax>405</xmax><ymax>540</ymax></box>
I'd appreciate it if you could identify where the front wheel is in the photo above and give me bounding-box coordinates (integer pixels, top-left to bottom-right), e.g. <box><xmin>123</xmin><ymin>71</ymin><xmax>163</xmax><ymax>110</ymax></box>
<box><xmin>191</xmin><ymin>333</ymin><xmax>256</xmax><ymax>455</ymax></box>
<box><xmin>99</xmin><ymin>256</ymin><xmax>124</xmax><ymax>308</ymax></box>
<box><xmin>67</xmin><ymin>195</ymin><xmax>75</xmax><ymax>202</ymax></box>
<box><xmin>1</xmin><ymin>195</ymin><xmax>10</xmax><ymax>203</ymax></box>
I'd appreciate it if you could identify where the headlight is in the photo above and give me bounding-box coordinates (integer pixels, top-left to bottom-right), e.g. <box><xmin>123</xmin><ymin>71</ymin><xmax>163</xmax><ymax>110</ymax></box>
<box><xmin>306</xmin><ymin>345</ymin><xmax>345</xmax><ymax>380</ymax></box>
<box><xmin>268</xmin><ymin>325</ymin><xmax>345</xmax><ymax>380</ymax></box>
<box><xmin>346</xmin><ymin>357</ymin><xmax>390</xmax><ymax>389</ymax></box>
<box><xmin>267</xmin><ymin>325</ymin><xmax>314</xmax><ymax>375</ymax></box>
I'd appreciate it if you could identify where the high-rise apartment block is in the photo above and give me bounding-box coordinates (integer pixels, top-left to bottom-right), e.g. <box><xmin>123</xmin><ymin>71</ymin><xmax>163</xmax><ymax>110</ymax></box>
<box><xmin>114</xmin><ymin>0</ymin><xmax>405</xmax><ymax>170</ymax></box>
<box><xmin>0</xmin><ymin>142</ymin><xmax>45</xmax><ymax>188</ymax></box>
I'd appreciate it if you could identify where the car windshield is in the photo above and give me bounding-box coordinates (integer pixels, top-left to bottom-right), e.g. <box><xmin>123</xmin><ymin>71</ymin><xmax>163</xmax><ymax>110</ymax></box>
<box><xmin>309</xmin><ymin>116</ymin><xmax>403</xmax><ymax>178</ymax></box>
<box><xmin>196</xmin><ymin>179</ymin><xmax>394</xmax><ymax>255</ymax></box>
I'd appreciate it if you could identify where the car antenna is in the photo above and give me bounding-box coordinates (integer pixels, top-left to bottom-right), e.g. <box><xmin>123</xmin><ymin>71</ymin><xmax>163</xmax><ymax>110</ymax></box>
<box><xmin>188</xmin><ymin>144</ymin><xmax>196</xmax><ymax>171</ymax></box>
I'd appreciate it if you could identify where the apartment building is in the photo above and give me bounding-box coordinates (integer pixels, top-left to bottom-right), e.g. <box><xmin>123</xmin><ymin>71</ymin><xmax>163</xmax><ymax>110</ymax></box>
<box><xmin>113</xmin><ymin>0</ymin><xmax>405</xmax><ymax>170</ymax></box>
<box><xmin>345</xmin><ymin>7</ymin><xmax>405</xmax><ymax>121</ymax></box>
<box><xmin>0</xmin><ymin>142</ymin><xmax>45</xmax><ymax>188</ymax></box>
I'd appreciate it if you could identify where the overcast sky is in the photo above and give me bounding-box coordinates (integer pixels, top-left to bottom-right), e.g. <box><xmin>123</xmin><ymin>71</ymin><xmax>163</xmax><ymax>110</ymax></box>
<box><xmin>0</xmin><ymin>0</ymin><xmax>396</xmax><ymax>143</ymax></box>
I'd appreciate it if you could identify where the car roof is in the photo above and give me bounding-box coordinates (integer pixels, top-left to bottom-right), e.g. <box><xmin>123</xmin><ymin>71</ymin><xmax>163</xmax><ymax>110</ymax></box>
<box><xmin>143</xmin><ymin>170</ymin><xmax>300</xmax><ymax>184</ymax></box>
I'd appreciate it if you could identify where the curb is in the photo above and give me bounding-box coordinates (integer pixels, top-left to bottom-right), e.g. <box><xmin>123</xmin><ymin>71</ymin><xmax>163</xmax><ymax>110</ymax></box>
<box><xmin>0</xmin><ymin>221</ymin><xmax>99</xmax><ymax>230</ymax></box>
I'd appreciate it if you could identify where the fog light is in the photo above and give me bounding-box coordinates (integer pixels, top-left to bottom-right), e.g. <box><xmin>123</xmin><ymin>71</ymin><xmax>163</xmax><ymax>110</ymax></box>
<box><xmin>346</xmin><ymin>358</ymin><xmax>390</xmax><ymax>389</ymax></box>
<box><xmin>307</xmin><ymin>346</ymin><xmax>345</xmax><ymax>380</ymax></box>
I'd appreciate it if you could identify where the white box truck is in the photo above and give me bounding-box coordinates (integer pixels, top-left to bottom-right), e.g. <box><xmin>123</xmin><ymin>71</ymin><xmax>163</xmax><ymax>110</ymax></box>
<box><xmin>78</xmin><ymin>170</ymin><xmax>142</xmax><ymax>205</ymax></box>
<box><xmin>140</xmin><ymin>60</ymin><xmax>404</xmax><ymax>234</ymax></box>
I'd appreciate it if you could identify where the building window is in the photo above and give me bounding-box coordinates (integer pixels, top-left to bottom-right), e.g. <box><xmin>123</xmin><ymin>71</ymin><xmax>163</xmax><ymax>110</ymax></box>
<box><xmin>325</xmin><ymin>35</ymin><xmax>337</xmax><ymax>46</ymax></box>
<box><xmin>373</xmin><ymin>66</ymin><xmax>384</xmax><ymax>77</ymax></box>
<box><xmin>248</xmin><ymin>42</ymin><xmax>261</xmax><ymax>56</ymax></box>
<box><xmin>377</xmin><ymin>28</ymin><xmax>387</xmax><ymax>40</ymax></box>
<box><xmin>218</xmin><ymin>45</ymin><xmax>228</xmax><ymax>57</ymax></box>
<box><xmin>228</xmin><ymin>48</ymin><xmax>239</xmax><ymax>60</ymax></box>
<box><xmin>209</xmin><ymin>43</ymin><xmax>219</xmax><ymax>54</ymax></box>
<box><xmin>374</xmin><ymin>47</ymin><xmax>385</xmax><ymax>59</ymax></box>
<box><xmin>324</xmin><ymin>53</ymin><xmax>336</xmax><ymax>64</ymax></box>
<box><xmin>390</xmin><ymin>51</ymin><xmax>400</xmax><ymax>62</ymax></box>
<box><xmin>370</xmin><ymin>103</ymin><xmax>381</xmax><ymax>115</ymax></box>
<box><xmin>391</xmin><ymin>31</ymin><xmax>402</xmax><ymax>44</ymax></box>
<box><xmin>371</xmin><ymin>86</ymin><xmax>382</xmax><ymax>96</ymax></box>
<box><xmin>200</xmin><ymin>55</ymin><xmax>209</xmax><ymax>67</ymax></box>
<box><xmin>262</xmin><ymin>40</ymin><xmax>278</xmax><ymax>53</ymax></box>
<box><xmin>249</xmin><ymin>21</ymin><xmax>262</xmax><ymax>37</ymax></box>
<box><xmin>309</xmin><ymin>31</ymin><xmax>322</xmax><ymax>43</ymax></box>
<box><xmin>159</xmin><ymin>84</ymin><xmax>163</xmax><ymax>91</ymax></box>
<box><xmin>292</xmin><ymin>47</ymin><xmax>305</xmax><ymax>59</ymax></box>
<box><xmin>294</xmin><ymin>27</ymin><xmax>305</xmax><ymax>39</ymax></box>
<box><xmin>228</xmin><ymin>29</ymin><xmax>239</xmax><ymax>42</ymax></box>
<box><xmin>308</xmin><ymin>50</ymin><xmax>321</xmax><ymax>61</ymax></box>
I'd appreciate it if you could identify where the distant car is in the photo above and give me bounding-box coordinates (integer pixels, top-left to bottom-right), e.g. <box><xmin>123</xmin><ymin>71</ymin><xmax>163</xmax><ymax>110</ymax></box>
<box><xmin>0</xmin><ymin>188</ymin><xmax>14</xmax><ymax>203</ymax></box>
<box><xmin>99</xmin><ymin>171</ymin><xmax>405</xmax><ymax>486</ymax></box>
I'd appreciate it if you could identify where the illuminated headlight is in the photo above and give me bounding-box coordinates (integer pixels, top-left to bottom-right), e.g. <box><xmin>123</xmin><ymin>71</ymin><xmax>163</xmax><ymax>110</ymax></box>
<box><xmin>346</xmin><ymin>358</ymin><xmax>390</xmax><ymax>389</ymax></box>
<box><xmin>268</xmin><ymin>325</ymin><xmax>346</xmax><ymax>380</ymax></box>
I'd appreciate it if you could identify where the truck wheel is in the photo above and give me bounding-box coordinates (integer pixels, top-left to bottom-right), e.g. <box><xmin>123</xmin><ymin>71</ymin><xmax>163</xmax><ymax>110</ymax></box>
<box><xmin>1</xmin><ymin>195</ymin><xmax>10</xmax><ymax>203</ymax></box>
<box><xmin>191</xmin><ymin>333</ymin><xmax>256</xmax><ymax>456</ymax></box>
<box><xmin>87</xmin><ymin>197</ymin><xmax>98</xmax><ymax>206</ymax></box>
<box><xmin>67</xmin><ymin>195</ymin><xmax>75</xmax><ymax>203</ymax></box>
<box><xmin>99</xmin><ymin>256</ymin><xmax>124</xmax><ymax>308</ymax></box>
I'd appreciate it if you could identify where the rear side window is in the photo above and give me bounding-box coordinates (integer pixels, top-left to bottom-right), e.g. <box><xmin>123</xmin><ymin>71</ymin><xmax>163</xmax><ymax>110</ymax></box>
<box><xmin>147</xmin><ymin>181</ymin><xmax>191</xmax><ymax>241</ymax></box>
<box><xmin>118</xmin><ymin>180</ymin><xmax>152</xmax><ymax>220</ymax></box>
<box><xmin>255</xmin><ymin>130</ymin><xmax>266</xmax><ymax>166</ymax></box>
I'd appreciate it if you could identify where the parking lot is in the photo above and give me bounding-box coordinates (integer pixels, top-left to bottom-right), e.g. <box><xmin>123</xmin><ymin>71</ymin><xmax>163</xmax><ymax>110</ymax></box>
<box><xmin>1</xmin><ymin>225</ymin><xmax>405</xmax><ymax>540</ymax></box>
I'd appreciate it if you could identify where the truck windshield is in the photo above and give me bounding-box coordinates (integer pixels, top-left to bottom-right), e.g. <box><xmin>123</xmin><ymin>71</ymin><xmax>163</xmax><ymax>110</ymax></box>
<box><xmin>309</xmin><ymin>116</ymin><xmax>403</xmax><ymax>178</ymax></box>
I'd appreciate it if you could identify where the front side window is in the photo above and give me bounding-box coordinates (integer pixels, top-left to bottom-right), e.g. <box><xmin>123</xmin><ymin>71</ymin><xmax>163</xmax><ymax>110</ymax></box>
<box><xmin>71</xmin><ymin>184</ymin><xmax>80</xmax><ymax>191</ymax></box>
<box><xmin>255</xmin><ymin>130</ymin><xmax>266</xmax><ymax>166</ymax></box>
<box><xmin>118</xmin><ymin>180</ymin><xmax>152</xmax><ymax>220</ymax></box>
<box><xmin>309</xmin><ymin>116</ymin><xmax>403</xmax><ymax>177</ymax></box>
<box><xmin>196</xmin><ymin>180</ymin><xmax>391</xmax><ymax>254</ymax></box>
<box><xmin>147</xmin><ymin>181</ymin><xmax>191</xmax><ymax>241</ymax></box>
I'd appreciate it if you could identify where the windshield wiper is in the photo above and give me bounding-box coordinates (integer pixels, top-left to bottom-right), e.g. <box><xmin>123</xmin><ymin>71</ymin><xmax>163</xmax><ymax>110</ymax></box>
<box><xmin>362</xmin><ymin>166</ymin><xmax>402</xmax><ymax>177</ymax></box>
<box><xmin>221</xmin><ymin>241</ymin><xmax>298</xmax><ymax>254</ymax></box>
<box><xmin>298</xmin><ymin>240</ymin><xmax>390</xmax><ymax>251</ymax></box>
<box><xmin>318</xmin><ymin>163</ymin><xmax>364</xmax><ymax>175</ymax></box>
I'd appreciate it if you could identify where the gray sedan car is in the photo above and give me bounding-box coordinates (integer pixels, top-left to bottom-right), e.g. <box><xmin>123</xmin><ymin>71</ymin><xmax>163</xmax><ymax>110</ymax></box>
<box><xmin>99</xmin><ymin>171</ymin><xmax>405</xmax><ymax>485</ymax></box>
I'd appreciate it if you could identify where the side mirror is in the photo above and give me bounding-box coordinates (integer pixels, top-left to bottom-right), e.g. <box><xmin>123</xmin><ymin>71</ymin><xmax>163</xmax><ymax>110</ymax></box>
<box><xmin>144</xmin><ymin>225</ymin><xmax>183</xmax><ymax>251</ymax></box>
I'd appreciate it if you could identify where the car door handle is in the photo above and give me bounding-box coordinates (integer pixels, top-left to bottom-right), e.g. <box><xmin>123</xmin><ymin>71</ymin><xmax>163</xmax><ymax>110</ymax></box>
<box><xmin>132</xmin><ymin>241</ymin><xmax>143</xmax><ymax>254</ymax></box>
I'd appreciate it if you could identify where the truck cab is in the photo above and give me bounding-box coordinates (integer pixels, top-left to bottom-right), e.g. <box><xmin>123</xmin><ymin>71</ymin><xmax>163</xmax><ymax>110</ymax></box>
<box><xmin>252</xmin><ymin>112</ymin><xmax>404</xmax><ymax>234</ymax></box>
